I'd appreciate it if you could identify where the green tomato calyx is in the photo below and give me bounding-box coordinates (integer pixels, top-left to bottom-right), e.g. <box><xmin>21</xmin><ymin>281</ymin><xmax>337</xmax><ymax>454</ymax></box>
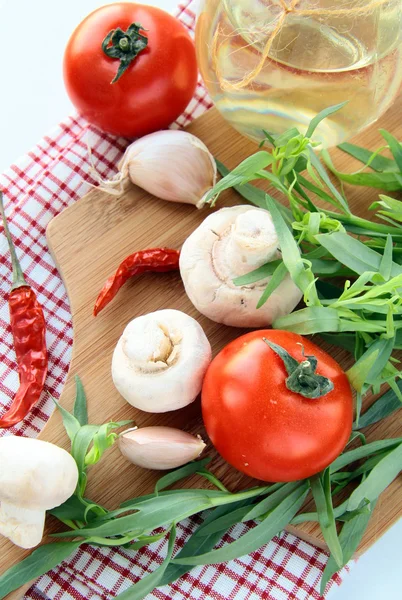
<box><xmin>263</xmin><ymin>338</ymin><xmax>334</xmax><ymax>399</ymax></box>
<box><xmin>102</xmin><ymin>23</ymin><xmax>148</xmax><ymax>84</ymax></box>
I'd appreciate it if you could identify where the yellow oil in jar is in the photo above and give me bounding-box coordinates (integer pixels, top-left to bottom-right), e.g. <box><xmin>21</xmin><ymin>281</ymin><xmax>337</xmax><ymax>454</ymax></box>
<box><xmin>196</xmin><ymin>0</ymin><xmax>402</xmax><ymax>147</ymax></box>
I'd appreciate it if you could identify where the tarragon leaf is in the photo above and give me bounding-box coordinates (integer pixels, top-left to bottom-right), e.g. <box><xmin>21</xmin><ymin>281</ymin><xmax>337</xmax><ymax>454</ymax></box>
<box><xmin>53</xmin><ymin>397</ymin><xmax>81</xmax><ymax>444</ymax></box>
<box><xmin>116</xmin><ymin>525</ymin><xmax>176</xmax><ymax>599</ymax></box>
<box><xmin>338</xmin><ymin>142</ymin><xmax>397</xmax><ymax>172</ymax></box>
<box><xmin>358</xmin><ymin>380</ymin><xmax>402</xmax><ymax>429</ymax></box>
<box><xmin>0</xmin><ymin>541</ymin><xmax>83</xmax><ymax>598</ymax></box>
<box><xmin>315</xmin><ymin>232</ymin><xmax>402</xmax><ymax>277</ymax></box>
<box><xmin>257</xmin><ymin>262</ymin><xmax>288</xmax><ymax>308</ymax></box>
<box><xmin>310</xmin><ymin>470</ymin><xmax>343</xmax><ymax>568</ymax></box>
<box><xmin>320</xmin><ymin>501</ymin><xmax>376</xmax><ymax>595</ymax></box>
<box><xmin>171</xmin><ymin>484</ymin><xmax>309</xmax><ymax>566</ymax></box>
<box><xmin>274</xmin><ymin>306</ymin><xmax>339</xmax><ymax>335</ymax></box>
<box><xmin>380</xmin><ymin>129</ymin><xmax>402</xmax><ymax>173</ymax></box>
<box><xmin>155</xmin><ymin>457</ymin><xmax>211</xmax><ymax>494</ymax></box>
<box><xmin>347</xmin><ymin>443</ymin><xmax>402</xmax><ymax>511</ymax></box>
<box><xmin>73</xmin><ymin>375</ymin><xmax>88</xmax><ymax>426</ymax></box>
<box><xmin>306</xmin><ymin>102</ymin><xmax>347</xmax><ymax>139</ymax></box>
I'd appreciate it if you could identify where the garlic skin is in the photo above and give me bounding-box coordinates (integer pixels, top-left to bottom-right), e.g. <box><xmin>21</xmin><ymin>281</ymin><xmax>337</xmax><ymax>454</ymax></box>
<box><xmin>119</xmin><ymin>426</ymin><xmax>206</xmax><ymax>470</ymax></box>
<box><xmin>180</xmin><ymin>205</ymin><xmax>303</xmax><ymax>327</ymax></box>
<box><xmin>112</xmin><ymin>309</ymin><xmax>212</xmax><ymax>412</ymax></box>
<box><xmin>92</xmin><ymin>130</ymin><xmax>217</xmax><ymax>206</ymax></box>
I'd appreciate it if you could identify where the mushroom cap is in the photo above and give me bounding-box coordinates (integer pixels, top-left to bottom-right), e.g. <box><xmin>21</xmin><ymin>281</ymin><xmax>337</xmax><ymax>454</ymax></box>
<box><xmin>179</xmin><ymin>205</ymin><xmax>303</xmax><ymax>327</ymax></box>
<box><xmin>112</xmin><ymin>309</ymin><xmax>212</xmax><ymax>412</ymax></box>
<box><xmin>0</xmin><ymin>436</ymin><xmax>78</xmax><ymax>510</ymax></box>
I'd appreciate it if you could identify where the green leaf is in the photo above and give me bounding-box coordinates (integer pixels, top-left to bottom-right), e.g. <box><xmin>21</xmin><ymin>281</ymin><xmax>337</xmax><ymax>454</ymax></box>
<box><xmin>160</xmin><ymin>499</ymin><xmax>255</xmax><ymax>586</ymax></box>
<box><xmin>379</xmin><ymin>234</ymin><xmax>393</xmax><ymax>281</ymax></box>
<box><xmin>358</xmin><ymin>380</ymin><xmax>402</xmax><ymax>429</ymax></box>
<box><xmin>215</xmin><ymin>160</ymin><xmax>293</xmax><ymax>224</ymax></box>
<box><xmin>273</xmin><ymin>306</ymin><xmax>340</xmax><ymax>335</ymax></box>
<box><xmin>265</xmin><ymin>194</ymin><xmax>318</xmax><ymax>301</ymax></box>
<box><xmin>347</xmin><ymin>442</ymin><xmax>402</xmax><ymax>511</ymax></box>
<box><xmin>329</xmin><ymin>170</ymin><xmax>402</xmax><ymax>191</ymax></box>
<box><xmin>320</xmin><ymin>501</ymin><xmax>375</xmax><ymax>595</ymax></box>
<box><xmin>331</xmin><ymin>438</ymin><xmax>402</xmax><ymax>472</ymax></box>
<box><xmin>338</xmin><ymin>142</ymin><xmax>397</xmax><ymax>172</ymax></box>
<box><xmin>306</xmin><ymin>102</ymin><xmax>347</xmax><ymax>139</ymax></box>
<box><xmin>155</xmin><ymin>457</ymin><xmax>211</xmax><ymax>494</ymax></box>
<box><xmin>198</xmin><ymin>505</ymin><xmax>256</xmax><ymax>537</ymax></box>
<box><xmin>233</xmin><ymin>260</ymin><xmax>281</xmax><ymax>286</ymax></box>
<box><xmin>0</xmin><ymin>541</ymin><xmax>82</xmax><ymax>599</ymax></box>
<box><xmin>243</xmin><ymin>481</ymin><xmax>302</xmax><ymax>520</ymax></box>
<box><xmin>257</xmin><ymin>262</ymin><xmax>288</xmax><ymax>308</ymax></box>
<box><xmin>171</xmin><ymin>484</ymin><xmax>309</xmax><ymax>566</ymax></box>
<box><xmin>308</xmin><ymin>147</ymin><xmax>350</xmax><ymax>213</ymax></box>
<box><xmin>315</xmin><ymin>231</ymin><xmax>402</xmax><ymax>277</ymax></box>
<box><xmin>318</xmin><ymin>332</ymin><xmax>356</xmax><ymax>353</ymax></box>
<box><xmin>206</xmin><ymin>152</ymin><xmax>273</xmax><ymax>204</ymax></box>
<box><xmin>310</xmin><ymin>470</ymin><xmax>343</xmax><ymax>567</ymax></box>
<box><xmin>215</xmin><ymin>160</ymin><xmax>266</xmax><ymax>209</ymax></box>
<box><xmin>116</xmin><ymin>525</ymin><xmax>176</xmax><ymax>600</ymax></box>
<box><xmin>380</xmin><ymin>129</ymin><xmax>402</xmax><ymax>173</ymax></box>
<box><xmin>273</xmin><ymin>127</ymin><xmax>300</xmax><ymax>147</ymax></box>
<box><xmin>84</xmin><ymin>420</ymin><xmax>132</xmax><ymax>466</ymax></box>
<box><xmin>49</xmin><ymin>494</ymin><xmax>88</xmax><ymax>523</ymax></box>
<box><xmin>53</xmin><ymin>397</ymin><xmax>81</xmax><ymax>444</ymax></box>
<box><xmin>347</xmin><ymin>336</ymin><xmax>395</xmax><ymax>393</ymax></box>
<box><xmin>73</xmin><ymin>375</ymin><xmax>88</xmax><ymax>426</ymax></box>
<box><xmin>53</xmin><ymin>487</ymin><xmax>268</xmax><ymax>539</ymax></box>
<box><xmin>71</xmin><ymin>424</ymin><xmax>101</xmax><ymax>494</ymax></box>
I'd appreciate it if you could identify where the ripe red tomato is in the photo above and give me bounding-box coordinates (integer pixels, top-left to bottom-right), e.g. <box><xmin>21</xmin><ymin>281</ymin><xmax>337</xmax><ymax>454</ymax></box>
<box><xmin>202</xmin><ymin>330</ymin><xmax>353</xmax><ymax>482</ymax></box>
<box><xmin>63</xmin><ymin>3</ymin><xmax>198</xmax><ymax>137</ymax></box>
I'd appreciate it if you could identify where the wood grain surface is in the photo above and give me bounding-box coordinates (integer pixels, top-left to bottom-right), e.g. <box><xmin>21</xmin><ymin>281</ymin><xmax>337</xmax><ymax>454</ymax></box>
<box><xmin>2</xmin><ymin>99</ymin><xmax>402</xmax><ymax>598</ymax></box>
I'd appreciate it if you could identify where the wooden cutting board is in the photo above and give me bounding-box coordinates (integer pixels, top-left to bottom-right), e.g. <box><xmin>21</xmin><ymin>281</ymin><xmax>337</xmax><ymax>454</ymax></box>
<box><xmin>3</xmin><ymin>99</ymin><xmax>402</xmax><ymax>599</ymax></box>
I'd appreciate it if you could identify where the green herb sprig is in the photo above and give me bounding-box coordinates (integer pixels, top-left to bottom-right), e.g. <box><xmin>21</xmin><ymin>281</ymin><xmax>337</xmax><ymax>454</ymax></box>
<box><xmin>206</xmin><ymin>105</ymin><xmax>402</xmax><ymax>424</ymax></box>
<box><xmin>1</xmin><ymin>378</ymin><xmax>402</xmax><ymax>599</ymax></box>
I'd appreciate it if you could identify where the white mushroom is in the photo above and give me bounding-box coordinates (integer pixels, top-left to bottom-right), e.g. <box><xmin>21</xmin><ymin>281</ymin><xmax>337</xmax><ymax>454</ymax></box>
<box><xmin>179</xmin><ymin>205</ymin><xmax>302</xmax><ymax>327</ymax></box>
<box><xmin>112</xmin><ymin>309</ymin><xmax>211</xmax><ymax>412</ymax></box>
<box><xmin>0</xmin><ymin>436</ymin><xmax>78</xmax><ymax>549</ymax></box>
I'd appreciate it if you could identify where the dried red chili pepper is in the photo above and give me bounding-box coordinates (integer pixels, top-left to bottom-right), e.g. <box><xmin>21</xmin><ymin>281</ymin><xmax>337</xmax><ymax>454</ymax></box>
<box><xmin>0</xmin><ymin>192</ymin><xmax>48</xmax><ymax>428</ymax></box>
<box><xmin>94</xmin><ymin>248</ymin><xmax>180</xmax><ymax>316</ymax></box>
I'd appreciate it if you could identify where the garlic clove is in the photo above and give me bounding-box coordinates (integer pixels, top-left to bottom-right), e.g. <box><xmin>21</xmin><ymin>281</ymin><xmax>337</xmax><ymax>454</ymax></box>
<box><xmin>91</xmin><ymin>130</ymin><xmax>217</xmax><ymax>206</ymax></box>
<box><xmin>119</xmin><ymin>426</ymin><xmax>206</xmax><ymax>470</ymax></box>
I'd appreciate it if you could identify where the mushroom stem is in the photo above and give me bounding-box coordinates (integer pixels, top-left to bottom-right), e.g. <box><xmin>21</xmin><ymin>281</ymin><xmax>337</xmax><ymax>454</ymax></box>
<box><xmin>225</xmin><ymin>210</ymin><xmax>279</xmax><ymax>276</ymax></box>
<box><xmin>124</xmin><ymin>320</ymin><xmax>177</xmax><ymax>371</ymax></box>
<box><xmin>0</xmin><ymin>501</ymin><xmax>45</xmax><ymax>549</ymax></box>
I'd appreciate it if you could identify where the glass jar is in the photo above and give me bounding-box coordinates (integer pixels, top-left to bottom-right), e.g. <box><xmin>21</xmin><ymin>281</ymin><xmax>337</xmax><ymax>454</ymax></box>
<box><xmin>196</xmin><ymin>0</ymin><xmax>402</xmax><ymax>147</ymax></box>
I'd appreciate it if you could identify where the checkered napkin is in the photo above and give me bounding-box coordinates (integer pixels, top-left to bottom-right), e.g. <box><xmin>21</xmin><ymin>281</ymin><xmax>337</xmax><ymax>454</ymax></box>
<box><xmin>0</xmin><ymin>1</ymin><xmax>349</xmax><ymax>598</ymax></box>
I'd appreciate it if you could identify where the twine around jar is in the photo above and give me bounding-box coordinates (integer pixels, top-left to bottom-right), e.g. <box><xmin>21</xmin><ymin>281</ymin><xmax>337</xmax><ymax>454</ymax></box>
<box><xmin>212</xmin><ymin>0</ymin><xmax>392</xmax><ymax>92</ymax></box>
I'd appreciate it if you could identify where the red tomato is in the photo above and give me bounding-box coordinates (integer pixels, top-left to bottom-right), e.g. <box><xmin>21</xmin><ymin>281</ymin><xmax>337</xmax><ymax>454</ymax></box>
<box><xmin>202</xmin><ymin>330</ymin><xmax>353</xmax><ymax>482</ymax></box>
<box><xmin>63</xmin><ymin>3</ymin><xmax>198</xmax><ymax>137</ymax></box>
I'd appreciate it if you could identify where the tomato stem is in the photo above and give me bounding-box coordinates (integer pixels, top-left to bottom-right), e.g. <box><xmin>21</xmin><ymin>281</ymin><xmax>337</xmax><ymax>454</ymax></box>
<box><xmin>102</xmin><ymin>23</ymin><xmax>148</xmax><ymax>84</ymax></box>
<box><xmin>263</xmin><ymin>338</ymin><xmax>334</xmax><ymax>399</ymax></box>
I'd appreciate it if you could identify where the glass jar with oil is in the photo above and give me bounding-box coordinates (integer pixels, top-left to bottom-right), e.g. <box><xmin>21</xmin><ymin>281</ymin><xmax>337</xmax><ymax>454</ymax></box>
<box><xmin>196</xmin><ymin>0</ymin><xmax>402</xmax><ymax>147</ymax></box>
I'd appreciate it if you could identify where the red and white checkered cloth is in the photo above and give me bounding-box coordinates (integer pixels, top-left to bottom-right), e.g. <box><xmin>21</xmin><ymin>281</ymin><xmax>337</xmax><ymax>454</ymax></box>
<box><xmin>0</xmin><ymin>1</ymin><xmax>349</xmax><ymax>598</ymax></box>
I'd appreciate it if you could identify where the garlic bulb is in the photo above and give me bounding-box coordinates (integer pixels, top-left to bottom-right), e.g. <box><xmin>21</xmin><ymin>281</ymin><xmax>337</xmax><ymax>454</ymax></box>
<box><xmin>90</xmin><ymin>130</ymin><xmax>217</xmax><ymax>207</ymax></box>
<box><xmin>119</xmin><ymin>426</ymin><xmax>206</xmax><ymax>469</ymax></box>
<box><xmin>112</xmin><ymin>309</ymin><xmax>212</xmax><ymax>412</ymax></box>
<box><xmin>180</xmin><ymin>205</ymin><xmax>303</xmax><ymax>327</ymax></box>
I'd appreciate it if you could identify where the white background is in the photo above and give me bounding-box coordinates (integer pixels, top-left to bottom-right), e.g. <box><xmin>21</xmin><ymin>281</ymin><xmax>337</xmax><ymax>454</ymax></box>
<box><xmin>1</xmin><ymin>0</ymin><xmax>402</xmax><ymax>598</ymax></box>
